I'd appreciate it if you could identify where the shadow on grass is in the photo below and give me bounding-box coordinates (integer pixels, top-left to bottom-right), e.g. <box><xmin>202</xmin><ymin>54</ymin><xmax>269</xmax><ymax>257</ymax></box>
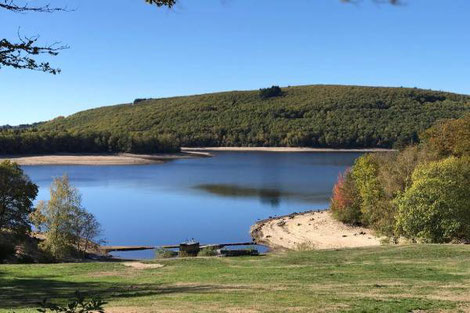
<box><xmin>0</xmin><ymin>272</ymin><xmax>236</xmax><ymax>310</ymax></box>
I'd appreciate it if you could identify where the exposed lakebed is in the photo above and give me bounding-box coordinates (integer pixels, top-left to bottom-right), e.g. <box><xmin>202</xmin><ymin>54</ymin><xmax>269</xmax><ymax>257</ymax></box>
<box><xmin>23</xmin><ymin>151</ymin><xmax>361</xmax><ymax>258</ymax></box>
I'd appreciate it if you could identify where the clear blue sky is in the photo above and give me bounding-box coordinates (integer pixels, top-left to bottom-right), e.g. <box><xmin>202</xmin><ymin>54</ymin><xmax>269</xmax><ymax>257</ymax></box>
<box><xmin>1</xmin><ymin>0</ymin><xmax>469</xmax><ymax>125</ymax></box>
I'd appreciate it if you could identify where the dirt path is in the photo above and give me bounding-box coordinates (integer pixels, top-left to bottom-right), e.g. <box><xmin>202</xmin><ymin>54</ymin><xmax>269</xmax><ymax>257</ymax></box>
<box><xmin>122</xmin><ymin>262</ymin><xmax>164</xmax><ymax>270</ymax></box>
<box><xmin>251</xmin><ymin>210</ymin><xmax>381</xmax><ymax>250</ymax></box>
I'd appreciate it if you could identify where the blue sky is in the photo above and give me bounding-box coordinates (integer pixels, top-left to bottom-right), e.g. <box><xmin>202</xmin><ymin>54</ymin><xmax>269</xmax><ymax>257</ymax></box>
<box><xmin>1</xmin><ymin>0</ymin><xmax>469</xmax><ymax>125</ymax></box>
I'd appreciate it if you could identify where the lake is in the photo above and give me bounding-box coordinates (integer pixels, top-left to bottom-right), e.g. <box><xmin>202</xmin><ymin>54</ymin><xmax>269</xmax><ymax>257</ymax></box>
<box><xmin>23</xmin><ymin>151</ymin><xmax>361</xmax><ymax>259</ymax></box>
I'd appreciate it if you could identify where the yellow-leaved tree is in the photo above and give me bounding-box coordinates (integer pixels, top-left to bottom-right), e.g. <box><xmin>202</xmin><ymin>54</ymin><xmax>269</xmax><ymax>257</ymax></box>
<box><xmin>31</xmin><ymin>175</ymin><xmax>102</xmax><ymax>259</ymax></box>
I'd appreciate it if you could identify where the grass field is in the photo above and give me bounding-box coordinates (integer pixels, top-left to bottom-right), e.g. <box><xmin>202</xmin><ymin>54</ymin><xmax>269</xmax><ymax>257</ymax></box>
<box><xmin>1</xmin><ymin>245</ymin><xmax>469</xmax><ymax>313</ymax></box>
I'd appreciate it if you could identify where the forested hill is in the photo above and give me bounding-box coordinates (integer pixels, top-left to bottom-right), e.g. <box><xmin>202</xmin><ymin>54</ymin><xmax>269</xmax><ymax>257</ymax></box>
<box><xmin>2</xmin><ymin>85</ymin><xmax>470</xmax><ymax>154</ymax></box>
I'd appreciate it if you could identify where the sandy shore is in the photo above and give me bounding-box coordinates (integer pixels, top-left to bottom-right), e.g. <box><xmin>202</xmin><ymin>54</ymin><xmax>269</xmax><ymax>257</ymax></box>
<box><xmin>0</xmin><ymin>151</ymin><xmax>211</xmax><ymax>166</ymax></box>
<box><xmin>183</xmin><ymin>147</ymin><xmax>394</xmax><ymax>153</ymax></box>
<box><xmin>1</xmin><ymin>147</ymin><xmax>392</xmax><ymax>165</ymax></box>
<box><xmin>251</xmin><ymin>210</ymin><xmax>381</xmax><ymax>250</ymax></box>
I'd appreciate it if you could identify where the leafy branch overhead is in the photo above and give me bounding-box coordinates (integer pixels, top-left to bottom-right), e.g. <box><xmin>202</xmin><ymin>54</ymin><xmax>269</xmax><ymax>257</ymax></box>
<box><xmin>0</xmin><ymin>0</ymin><xmax>68</xmax><ymax>12</ymax></box>
<box><xmin>0</xmin><ymin>36</ymin><xmax>67</xmax><ymax>75</ymax></box>
<box><xmin>0</xmin><ymin>0</ymin><xmax>69</xmax><ymax>74</ymax></box>
<box><xmin>145</xmin><ymin>0</ymin><xmax>176</xmax><ymax>8</ymax></box>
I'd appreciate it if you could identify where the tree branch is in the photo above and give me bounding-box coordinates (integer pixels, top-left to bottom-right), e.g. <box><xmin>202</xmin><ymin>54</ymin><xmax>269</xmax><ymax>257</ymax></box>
<box><xmin>145</xmin><ymin>0</ymin><xmax>176</xmax><ymax>8</ymax></box>
<box><xmin>0</xmin><ymin>0</ymin><xmax>68</xmax><ymax>13</ymax></box>
<box><xmin>0</xmin><ymin>33</ymin><xmax>68</xmax><ymax>74</ymax></box>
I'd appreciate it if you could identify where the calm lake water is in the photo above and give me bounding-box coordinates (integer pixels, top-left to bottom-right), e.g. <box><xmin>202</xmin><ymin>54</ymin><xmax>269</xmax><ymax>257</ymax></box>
<box><xmin>23</xmin><ymin>152</ymin><xmax>361</xmax><ymax>259</ymax></box>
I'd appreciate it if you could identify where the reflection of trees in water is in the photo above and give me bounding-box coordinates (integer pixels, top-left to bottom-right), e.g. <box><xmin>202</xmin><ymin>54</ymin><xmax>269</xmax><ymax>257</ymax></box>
<box><xmin>258</xmin><ymin>189</ymin><xmax>281</xmax><ymax>208</ymax></box>
<box><xmin>196</xmin><ymin>184</ymin><xmax>284</xmax><ymax>207</ymax></box>
<box><xmin>195</xmin><ymin>184</ymin><xmax>333</xmax><ymax>208</ymax></box>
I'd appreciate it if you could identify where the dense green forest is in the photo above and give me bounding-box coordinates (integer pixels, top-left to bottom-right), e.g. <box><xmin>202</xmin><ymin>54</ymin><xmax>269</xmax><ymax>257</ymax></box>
<box><xmin>1</xmin><ymin>85</ymin><xmax>469</xmax><ymax>154</ymax></box>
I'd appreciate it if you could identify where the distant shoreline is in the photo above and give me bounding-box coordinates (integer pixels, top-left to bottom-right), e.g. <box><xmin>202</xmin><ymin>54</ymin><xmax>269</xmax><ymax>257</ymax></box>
<box><xmin>182</xmin><ymin>147</ymin><xmax>395</xmax><ymax>153</ymax></box>
<box><xmin>0</xmin><ymin>151</ymin><xmax>211</xmax><ymax>166</ymax></box>
<box><xmin>0</xmin><ymin>147</ymin><xmax>394</xmax><ymax>166</ymax></box>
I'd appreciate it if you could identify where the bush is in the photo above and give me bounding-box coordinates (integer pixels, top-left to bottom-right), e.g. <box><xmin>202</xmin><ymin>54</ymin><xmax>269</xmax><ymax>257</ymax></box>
<box><xmin>155</xmin><ymin>247</ymin><xmax>177</xmax><ymax>259</ymax></box>
<box><xmin>330</xmin><ymin>169</ymin><xmax>362</xmax><ymax>225</ymax></box>
<box><xmin>396</xmin><ymin>157</ymin><xmax>470</xmax><ymax>243</ymax></box>
<box><xmin>259</xmin><ymin>86</ymin><xmax>283</xmax><ymax>99</ymax></box>
<box><xmin>198</xmin><ymin>246</ymin><xmax>218</xmax><ymax>256</ymax></box>
<box><xmin>37</xmin><ymin>291</ymin><xmax>106</xmax><ymax>313</ymax></box>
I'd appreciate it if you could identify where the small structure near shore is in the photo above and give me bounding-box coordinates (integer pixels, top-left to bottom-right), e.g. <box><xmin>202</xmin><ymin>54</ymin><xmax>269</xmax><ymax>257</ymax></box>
<box><xmin>179</xmin><ymin>240</ymin><xmax>200</xmax><ymax>257</ymax></box>
<box><xmin>102</xmin><ymin>240</ymin><xmax>258</xmax><ymax>258</ymax></box>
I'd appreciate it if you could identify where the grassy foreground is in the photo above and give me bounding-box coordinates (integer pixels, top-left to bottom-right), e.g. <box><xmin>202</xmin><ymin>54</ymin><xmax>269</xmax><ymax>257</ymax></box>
<box><xmin>1</xmin><ymin>245</ymin><xmax>469</xmax><ymax>313</ymax></box>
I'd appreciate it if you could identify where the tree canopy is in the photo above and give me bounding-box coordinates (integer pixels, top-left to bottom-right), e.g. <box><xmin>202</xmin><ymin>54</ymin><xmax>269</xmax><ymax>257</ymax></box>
<box><xmin>396</xmin><ymin>157</ymin><xmax>470</xmax><ymax>243</ymax></box>
<box><xmin>31</xmin><ymin>175</ymin><xmax>102</xmax><ymax>259</ymax></box>
<box><xmin>330</xmin><ymin>113</ymin><xmax>470</xmax><ymax>243</ymax></box>
<box><xmin>0</xmin><ymin>160</ymin><xmax>38</xmax><ymax>236</ymax></box>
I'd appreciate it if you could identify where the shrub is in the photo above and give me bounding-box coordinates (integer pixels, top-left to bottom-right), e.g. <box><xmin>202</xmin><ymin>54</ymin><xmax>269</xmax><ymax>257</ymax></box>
<box><xmin>198</xmin><ymin>246</ymin><xmax>218</xmax><ymax>257</ymax></box>
<box><xmin>396</xmin><ymin>157</ymin><xmax>470</xmax><ymax>243</ymax></box>
<box><xmin>37</xmin><ymin>291</ymin><xmax>106</xmax><ymax>313</ymax></box>
<box><xmin>330</xmin><ymin>169</ymin><xmax>362</xmax><ymax>225</ymax></box>
<box><xmin>295</xmin><ymin>242</ymin><xmax>316</xmax><ymax>251</ymax></box>
<box><xmin>155</xmin><ymin>247</ymin><xmax>177</xmax><ymax>259</ymax></box>
<box><xmin>259</xmin><ymin>86</ymin><xmax>283</xmax><ymax>99</ymax></box>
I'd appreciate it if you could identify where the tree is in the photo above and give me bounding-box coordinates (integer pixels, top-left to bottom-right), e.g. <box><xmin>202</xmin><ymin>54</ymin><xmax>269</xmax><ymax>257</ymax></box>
<box><xmin>259</xmin><ymin>86</ymin><xmax>283</xmax><ymax>100</ymax></box>
<box><xmin>31</xmin><ymin>175</ymin><xmax>102</xmax><ymax>259</ymax></box>
<box><xmin>0</xmin><ymin>160</ymin><xmax>38</xmax><ymax>236</ymax></box>
<box><xmin>351</xmin><ymin>154</ymin><xmax>383</xmax><ymax>226</ymax></box>
<box><xmin>330</xmin><ymin>169</ymin><xmax>362</xmax><ymax>225</ymax></box>
<box><xmin>421</xmin><ymin>113</ymin><xmax>470</xmax><ymax>158</ymax></box>
<box><xmin>396</xmin><ymin>157</ymin><xmax>470</xmax><ymax>243</ymax></box>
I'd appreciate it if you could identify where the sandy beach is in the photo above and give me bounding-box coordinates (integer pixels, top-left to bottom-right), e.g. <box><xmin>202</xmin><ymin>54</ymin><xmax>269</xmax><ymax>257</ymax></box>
<box><xmin>0</xmin><ymin>147</ymin><xmax>392</xmax><ymax>165</ymax></box>
<box><xmin>251</xmin><ymin>210</ymin><xmax>381</xmax><ymax>250</ymax></box>
<box><xmin>0</xmin><ymin>151</ymin><xmax>211</xmax><ymax>166</ymax></box>
<box><xmin>182</xmin><ymin>147</ymin><xmax>394</xmax><ymax>153</ymax></box>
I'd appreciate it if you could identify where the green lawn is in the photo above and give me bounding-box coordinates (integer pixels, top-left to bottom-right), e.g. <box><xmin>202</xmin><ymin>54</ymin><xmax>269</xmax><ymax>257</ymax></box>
<box><xmin>1</xmin><ymin>245</ymin><xmax>469</xmax><ymax>313</ymax></box>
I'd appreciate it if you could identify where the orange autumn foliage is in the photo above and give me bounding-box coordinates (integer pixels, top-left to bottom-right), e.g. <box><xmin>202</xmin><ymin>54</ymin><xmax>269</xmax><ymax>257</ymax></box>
<box><xmin>330</xmin><ymin>169</ymin><xmax>362</xmax><ymax>225</ymax></box>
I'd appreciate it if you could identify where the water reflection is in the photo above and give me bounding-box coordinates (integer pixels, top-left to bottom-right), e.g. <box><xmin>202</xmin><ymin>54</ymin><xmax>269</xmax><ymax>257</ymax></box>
<box><xmin>194</xmin><ymin>184</ymin><xmax>325</xmax><ymax>207</ymax></box>
<box><xmin>195</xmin><ymin>184</ymin><xmax>289</xmax><ymax>207</ymax></box>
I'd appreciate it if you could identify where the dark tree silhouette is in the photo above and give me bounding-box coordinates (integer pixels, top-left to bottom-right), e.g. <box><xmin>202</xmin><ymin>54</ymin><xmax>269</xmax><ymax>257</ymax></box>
<box><xmin>0</xmin><ymin>36</ymin><xmax>66</xmax><ymax>74</ymax></box>
<box><xmin>0</xmin><ymin>0</ymin><xmax>68</xmax><ymax>74</ymax></box>
<box><xmin>145</xmin><ymin>0</ymin><xmax>176</xmax><ymax>7</ymax></box>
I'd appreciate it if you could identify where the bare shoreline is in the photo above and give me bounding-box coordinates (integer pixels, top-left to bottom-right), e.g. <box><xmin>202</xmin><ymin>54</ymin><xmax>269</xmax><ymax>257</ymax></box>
<box><xmin>182</xmin><ymin>147</ymin><xmax>395</xmax><ymax>153</ymax></box>
<box><xmin>0</xmin><ymin>147</ymin><xmax>393</xmax><ymax>166</ymax></box>
<box><xmin>251</xmin><ymin>210</ymin><xmax>381</xmax><ymax>251</ymax></box>
<box><xmin>0</xmin><ymin>151</ymin><xmax>211</xmax><ymax>166</ymax></box>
